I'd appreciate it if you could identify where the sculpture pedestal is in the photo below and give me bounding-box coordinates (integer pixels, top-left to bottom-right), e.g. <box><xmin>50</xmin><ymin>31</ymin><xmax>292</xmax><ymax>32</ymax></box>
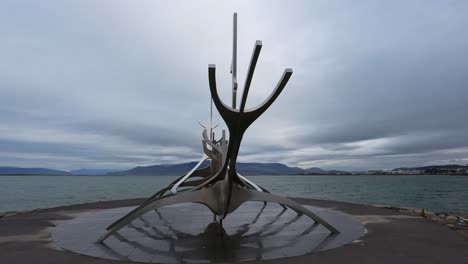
<box><xmin>52</xmin><ymin>202</ymin><xmax>364</xmax><ymax>263</ymax></box>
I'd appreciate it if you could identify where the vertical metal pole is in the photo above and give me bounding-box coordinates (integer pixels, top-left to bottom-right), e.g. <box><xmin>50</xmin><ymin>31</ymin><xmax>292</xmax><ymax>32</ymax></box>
<box><xmin>232</xmin><ymin>12</ymin><xmax>238</xmax><ymax>109</ymax></box>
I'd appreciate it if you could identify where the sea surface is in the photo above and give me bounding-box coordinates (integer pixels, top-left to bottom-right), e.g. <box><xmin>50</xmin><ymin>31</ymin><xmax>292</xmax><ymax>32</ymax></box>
<box><xmin>1</xmin><ymin>175</ymin><xmax>467</xmax><ymax>213</ymax></box>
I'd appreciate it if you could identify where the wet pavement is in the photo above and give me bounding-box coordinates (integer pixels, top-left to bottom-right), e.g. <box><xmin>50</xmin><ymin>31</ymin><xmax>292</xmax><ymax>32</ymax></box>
<box><xmin>52</xmin><ymin>202</ymin><xmax>364</xmax><ymax>263</ymax></box>
<box><xmin>1</xmin><ymin>197</ymin><xmax>467</xmax><ymax>264</ymax></box>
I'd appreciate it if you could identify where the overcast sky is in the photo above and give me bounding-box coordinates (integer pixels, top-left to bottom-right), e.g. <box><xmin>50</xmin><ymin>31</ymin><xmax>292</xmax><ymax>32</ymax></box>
<box><xmin>1</xmin><ymin>1</ymin><xmax>468</xmax><ymax>171</ymax></box>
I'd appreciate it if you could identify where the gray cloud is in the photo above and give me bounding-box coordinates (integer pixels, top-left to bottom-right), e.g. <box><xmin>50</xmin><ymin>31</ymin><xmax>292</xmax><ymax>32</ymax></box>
<box><xmin>1</xmin><ymin>0</ymin><xmax>468</xmax><ymax>171</ymax></box>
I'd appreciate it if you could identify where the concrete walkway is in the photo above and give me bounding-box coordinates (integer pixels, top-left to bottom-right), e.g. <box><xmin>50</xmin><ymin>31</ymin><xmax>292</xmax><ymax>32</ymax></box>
<box><xmin>1</xmin><ymin>198</ymin><xmax>467</xmax><ymax>264</ymax></box>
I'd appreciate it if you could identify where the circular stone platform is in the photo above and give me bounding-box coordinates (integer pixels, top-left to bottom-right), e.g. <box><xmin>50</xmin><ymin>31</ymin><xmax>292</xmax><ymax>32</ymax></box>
<box><xmin>52</xmin><ymin>202</ymin><xmax>364</xmax><ymax>263</ymax></box>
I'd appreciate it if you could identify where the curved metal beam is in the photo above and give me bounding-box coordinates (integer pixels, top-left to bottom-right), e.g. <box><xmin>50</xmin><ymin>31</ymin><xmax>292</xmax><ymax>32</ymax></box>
<box><xmin>171</xmin><ymin>155</ymin><xmax>209</xmax><ymax>194</ymax></box>
<box><xmin>239</xmin><ymin>41</ymin><xmax>262</xmax><ymax>113</ymax></box>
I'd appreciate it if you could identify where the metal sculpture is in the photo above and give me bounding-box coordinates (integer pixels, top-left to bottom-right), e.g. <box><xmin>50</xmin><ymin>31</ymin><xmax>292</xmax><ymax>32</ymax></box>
<box><xmin>96</xmin><ymin>13</ymin><xmax>338</xmax><ymax>243</ymax></box>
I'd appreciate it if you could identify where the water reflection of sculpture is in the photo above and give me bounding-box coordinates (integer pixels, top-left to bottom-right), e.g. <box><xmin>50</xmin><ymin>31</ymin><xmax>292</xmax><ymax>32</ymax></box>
<box><xmin>96</xmin><ymin>13</ymin><xmax>338</xmax><ymax>243</ymax></box>
<box><xmin>96</xmin><ymin>207</ymin><xmax>336</xmax><ymax>262</ymax></box>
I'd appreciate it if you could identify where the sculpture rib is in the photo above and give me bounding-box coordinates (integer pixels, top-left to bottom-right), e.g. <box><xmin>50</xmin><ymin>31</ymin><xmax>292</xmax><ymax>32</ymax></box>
<box><xmin>171</xmin><ymin>155</ymin><xmax>209</xmax><ymax>194</ymax></box>
<box><xmin>237</xmin><ymin>173</ymin><xmax>262</xmax><ymax>191</ymax></box>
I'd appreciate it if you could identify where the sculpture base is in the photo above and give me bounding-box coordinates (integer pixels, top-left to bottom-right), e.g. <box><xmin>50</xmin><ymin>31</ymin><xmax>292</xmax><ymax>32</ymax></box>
<box><xmin>52</xmin><ymin>202</ymin><xmax>364</xmax><ymax>263</ymax></box>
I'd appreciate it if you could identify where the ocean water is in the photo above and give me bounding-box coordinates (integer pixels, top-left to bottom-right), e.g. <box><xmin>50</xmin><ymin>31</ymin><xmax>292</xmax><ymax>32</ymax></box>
<box><xmin>0</xmin><ymin>175</ymin><xmax>467</xmax><ymax>213</ymax></box>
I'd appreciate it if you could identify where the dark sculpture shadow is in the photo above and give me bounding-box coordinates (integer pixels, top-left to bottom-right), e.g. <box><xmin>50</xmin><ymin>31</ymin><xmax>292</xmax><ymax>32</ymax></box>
<box><xmin>102</xmin><ymin>205</ymin><xmax>338</xmax><ymax>263</ymax></box>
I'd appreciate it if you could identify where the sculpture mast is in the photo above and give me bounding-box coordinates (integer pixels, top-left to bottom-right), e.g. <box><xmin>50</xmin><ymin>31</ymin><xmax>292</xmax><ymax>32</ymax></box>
<box><xmin>210</xmin><ymin>12</ymin><xmax>238</xmax><ymax>141</ymax></box>
<box><xmin>231</xmin><ymin>12</ymin><xmax>238</xmax><ymax>109</ymax></box>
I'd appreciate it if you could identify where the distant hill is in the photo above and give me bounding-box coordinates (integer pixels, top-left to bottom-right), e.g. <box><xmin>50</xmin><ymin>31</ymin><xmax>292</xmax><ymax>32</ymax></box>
<box><xmin>303</xmin><ymin>167</ymin><xmax>349</xmax><ymax>175</ymax></box>
<box><xmin>108</xmin><ymin>161</ymin><xmax>211</xmax><ymax>176</ymax></box>
<box><xmin>236</xmin><ymin>163</ymin><xmax>304</xmax><ymax>175</ymax></box>
<box><xmin>107</xmin><ymin>162</ymin><xmax>346</xmax><ymax>176</ymax></box>
<box><xmin>0</xmin><ymin>167</ymin><xmax>72</xmax><ymax>175</ymax></box>
<box><xmin>0</xmin><ymin>163</ymin><xmax>351</xmax><ymax>176</ymax></box>
<box><xmin>304</xmin><ymin>167</ymin><xmax>328</xmax><ymax>174</ymax></box>
<box><xmin>69</xmin><ymin>169</ymin><xmax>121</xmax><ymax>175</ymax></box>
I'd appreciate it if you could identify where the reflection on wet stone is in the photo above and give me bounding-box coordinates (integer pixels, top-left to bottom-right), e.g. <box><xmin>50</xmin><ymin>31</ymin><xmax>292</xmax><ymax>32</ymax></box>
<box><xmin>52</xmin><ymin>202</ymin><xmax>364</xmax><ymax>263</ymax></box>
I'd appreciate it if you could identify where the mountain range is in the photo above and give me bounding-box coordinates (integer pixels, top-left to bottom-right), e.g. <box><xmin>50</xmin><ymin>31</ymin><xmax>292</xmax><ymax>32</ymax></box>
<box><xmin>2</xmin><ymin>163</ymin><xmax>466</xmax><ymax>176</ymax></box>
<box><xmin>69</xmin><ymin>169</ymin><xmax>120</xmax><ymax>175</ymax></box>
<box><xmin>0</xmin><ymin>162</ymin><xmax>348</xmax><ymax>176</ymax></box>
<box><xmin>107</xmin><ymin>162</ymin><xmax>349</xmax><ymax>176</ymax></box>
<box><xmin>0</xmin><ymin>167</ymin><xmax>72</xmax><ymax>175</ymax></box>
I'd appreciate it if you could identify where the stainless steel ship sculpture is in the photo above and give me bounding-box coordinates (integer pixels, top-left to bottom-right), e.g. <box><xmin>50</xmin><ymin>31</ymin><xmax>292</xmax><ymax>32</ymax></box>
<box><xmin>97</xmin><ymin>13</ymin><xmax>338</xmax><ymax>243</ymax></box>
